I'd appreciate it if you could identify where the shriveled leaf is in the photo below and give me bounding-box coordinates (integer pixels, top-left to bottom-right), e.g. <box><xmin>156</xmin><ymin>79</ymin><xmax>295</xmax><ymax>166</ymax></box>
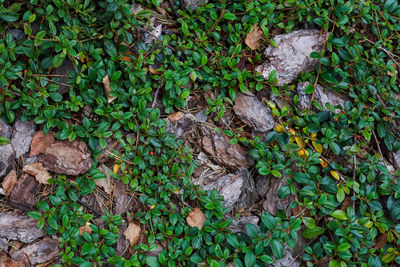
<box><xmin>102</xmin><ymin>74</ymin><xmax>117</xmax><ymax>103</ymax></box>
<box><xmin>124</xmin><ymin>223</ymin><xmax>141</xmax><ymax>247</ymax></box>
<box><xmin>79</xmin><ymin>221</ymin><xmax>93</xmax><ymax>235</ymax></box>
<box><xmin>23</xmin><ymin>162</ymin><xmax>52</xmax><ymax>184</ymax></box>
<box><xmin>167</xmin><ymin>111</ymin><xmax>184</xmax><ymax>122</ymax></box>
<box><xmin>245</xmin><ymin>23</ymin><xmax>263</xmax><ymax>50</ymax></box>
<box><xmin>186</xmin><ymin>207</ymin><xmax>206</xmax><ymax>230</ymax></box>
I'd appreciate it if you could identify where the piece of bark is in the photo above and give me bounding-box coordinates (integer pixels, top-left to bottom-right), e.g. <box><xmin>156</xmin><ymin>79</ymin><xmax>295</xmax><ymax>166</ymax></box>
<box><xmin>200</xmin><ymin>126</ymin><xmax>250</xmax><ymax>171</ymax></box>
<box><xmin>39</xmin><ymin>140</ymin><xmax>92</xmax><ymax>175</ymax></box>
<box><xmin>29</xmin><ymin>131</ymin><xmax>55</xmax><ymax>157</ymax></box>
<box><xmin>9</xmin><ymin>174</ymin><xmax>40</xmax><ymax>211</ymax></box>
<box><xmin>11</xmin><ymin>120</ymin><xmax>36</xmax><ymax>158</ymax></box>
<box><xmin>0</xmin><ymin>143</ymin><xmax>15</xmax><ymax>179</ymax></box>
<box><xmin>11</xmin><ymin>238</ymin><xmax>59</xmax><ymax>265</ymax></box>
<box><xmin>113</xmin><ymin>179</ymin><xmax>132</xmax><ymax>215</ymax></box>
<box><xmin>23</xmin><ymin>162</ymin><xmax>52</xmax><ymax>185</ymax></box>
<box><xmin>1</xmin><ymin>170</ymin><xmax>17</xmax><ymax>196</ymax></box>
<box><xmin>262</xmin><ymin>177</ymin><xmax>293</xmax><ymax>217</ymax></box>
<box><xmin>0</xmin><ymin>213</ymin><xmax>44</xmax><ymax>243</ymax></box>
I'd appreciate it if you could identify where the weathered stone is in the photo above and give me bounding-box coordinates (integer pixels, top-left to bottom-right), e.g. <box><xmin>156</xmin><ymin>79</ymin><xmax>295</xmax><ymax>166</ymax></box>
<box><xmin>0</xmin><ymin>238</ymin><xmax>8</xmax><ymax>252</ymax></box>
<box><xmin>11</xmin><ymin>238</ymin><xmax>59</xmax><ymax>265</ymax></box>
<box><xmin>0</xmin><ymin>119</ymin><xmax>12</xmax><ymax>138</ymax></box>
<box><xmin>202</xmin><ymin>168</ymin><xmax>247</xmax><ymax>211</ymax></box>
<box><xmin>201</xmin><ymin>126</ymin><xmax>250</xmax><ymax>171</ymax></box>
<box><xmin>29</xmin><ymin>131</ymin><xmax>55</xmax><ymax>157</ymax></box>
<box><xmin>0</xmin><ymin>144</ymin><xmax>15</xmax><ymax>179</ymax></box>
<box><xmin>39</xmin><ymin>140</ymin><xmax>92</xmax><ymax>175</ymax></box>
<box><xmin>182</xmin><ymin>0</ymin><xmax>203</xmax><ymax>10</ymax></box>
<box><xmin>11</xmin><ymin>120</ymin><xmax>36</xmax><ymax>158</ymax></box>
<box><xmin>233</xmin><ymin>91</ymin><xmax>276</xmax><ymax>132</ymax></box>
<box><xmin>0</xmin><ymin>213</ymin><xmax>44</xmax><ymax>243</ymax></box>
<box><xmin>262</xmin><ymin>177</ymin><xmax>293</xmax><ymax>217</ymax></box>
<box><xmin>195</xmin><ymin>109</ymin><xmax>208</xmax><ymax>123</ymax></box>
<box><xmin>256</xmin><ymin>30</ymin><xmax>325</xmax><ymax>86</ymax></box>
<box><xmin>297</xmin><ymin>82</ymin><xmax>347</xmax><ymax>111</ymax></box>
<box><xmin>2</xmin><ymin>170</ymin><xmax>17</xmax><ymax>196</ymax></box>
<box><xmin>229</xmin><ymin>216</ymin><xmax>259</xmax><ymax>233</ymax></box>
<box><xmin>6</xmin><ymin>29</ymin><xmax>25</xmax><ymax>42</ymax></box>
<box><xmin>9</xmin><ymin>174</ymin><xmax>40</xmax><ymax>211</ymax></box>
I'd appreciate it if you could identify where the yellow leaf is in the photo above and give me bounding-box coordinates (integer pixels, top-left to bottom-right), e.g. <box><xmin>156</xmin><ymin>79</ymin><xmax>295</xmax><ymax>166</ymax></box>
<box><xmin>298</xmin><ymin>148</ymin><xmax>309</xmax><ymax>159</ymax></box>
<box><xmin>113</xmin><ymin>164</ymin><xmax>121</xmax><ymax>174</ymax></box>
<box><xmin>330</xmin><ymin>170</ymin><xmax>340</xmax><ymax>180</ymax></box>
<box><xmin>364</xmin><ymin>221</ymin><xmax>373</xmax><ymax>229</ymax></box>
<box><xmin>319</xmin><ymin>158</ymin><xmax>328</xmax><ymax>168</ymax></box>
<box><xmin>150</xmin><ymin>204</ymin><xmax>156</xmax><ymax>210</ymax></box>
<box><xmin>275</xmin><ymin>124</ymin><xmax>284</xmax><ymax>133</ymax></box>
<box><xmin>310</xmin><ymin>133</ymin><xmax>317</xmax><ymax>140</ymax></box>
<box><xmin>288</xmin><ymin>128</ymin><xmax>296</xmax><ymax>135</ymax></box>
<box><xmin>289</xmin><ymin>136</ymin><xmax>295</xmax><ymax>143</ymax></box>
<box><xmin>295</xmin><ymin>137</ymin><xmax>305</xmax><ymax>148</ymax></box>
<box><xmin>312</xmin><ymin>141</ymin><xmax>323</xmax><ymax>153</ymax></box>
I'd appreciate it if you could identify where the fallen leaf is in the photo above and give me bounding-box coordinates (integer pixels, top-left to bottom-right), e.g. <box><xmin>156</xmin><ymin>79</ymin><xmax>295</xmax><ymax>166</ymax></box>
<box><xmin>319</xmin><ymin>158</ymin><xmax>328</xmax><ymax>168</ymax></box>
<box><xmin>23</xmin><ymin>162</ymin><xmax>52</xmax><ymax>185</ymax></box>
<box><xmin>102</xmin><ymin>74</ymin><xmax>117</xmax><ymax>104</ymax></box>
<box><xmin>96</xmin><ymin>164</ymin><xmax>114</xmax><ymax>195</ymax></box>
<box><xmin>330</xmin><ymin>170</ymin><xmax>340</xmax><ymax>180</ymax></box>
<box><xmin>167</xmin><ymin>112</ymin><xmax>184</xmax><ymax>122</ymax></box>
<box><xmin>245</xmin><ymin>23</ymin><xmax>263</xmax><ymax>50</ymax></box>
<box><xmin>124</xmin><ymin>223</ymin><xmax>141</xmax><ymax>247</ymax></box>
<box><xmin>275</xmin><ymin>124</ymin><xmax>284</xmax><ymax>133</ymax></box>
<box><xmin>295</xmin><ymin>137</ymin><xmax>305</xmax><ymax>148</ymax></box>
<box><xmin>79</xmin><ymin>221</ymin><xmax>93</xmax><ymax>235</ymax></box>
<box><xmin>2</xmin><ymin>170</ymin><xmax>17</xmax><ymax>196</ymax></box>
<box><xmin>113</xmin><ymin>164</ymin><xmax>121</xmax><ymax>174</ymax></box>
<box><xmin>186</xmin><ymin>207</ymin><xmax>206</xmax><ymax>230</ymax></box>
<box><xmin>297</xmin><ymin>148</ymin><xmax>309</xmax><ymax>159</ymax></box>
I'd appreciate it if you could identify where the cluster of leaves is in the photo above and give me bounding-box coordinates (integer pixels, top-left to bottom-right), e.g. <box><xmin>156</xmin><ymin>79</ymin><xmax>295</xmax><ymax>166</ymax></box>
<box><xmin>1</xmin><ymin>0</ymin><xmax>400</xmax><ymax>266</ymax></box>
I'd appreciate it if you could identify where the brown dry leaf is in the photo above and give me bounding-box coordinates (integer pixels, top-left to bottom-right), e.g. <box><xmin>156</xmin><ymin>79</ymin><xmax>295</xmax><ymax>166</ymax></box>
<box><xmin>186</xmin><ymin>208</ymin><xmax>206</xmax><ymax>230</ymax></box>
<box><xmin>95</xmin><ymin>164</ymin><xmax>114</xmax><ymax>195</ymax></box>
<box><xmin>102</xmin><ymin>75</ymin><xmax>117</xmax><ymax>104</ymax></box>
<box><xmin>167</xmin><ymin>111</ymin><xmax>184</xmax><ymax>122</ymax></box>
<box><xmin>374</xmin><ymin>233</ymin><xmax>388</xmax><ymax>249</ymax></box>
<box><xmin>79</xmin><ymin>221</ymin><xmax>93</xmax><ymax>235</ymax></box>
<box><xmin>2</xmin><ymin>170</ymin><xmax>17</xmax><ymax>196</ymax></box>
<box><xmin>23</xmin><ymin>163</ymin><xmax>52</xmax><ymax>185</ymax></box>
<box><xmin>245</xmin><ymin>23</ymin><xmax>263</xmax><ymax>50</ymax></box>
<box><xmin>124</xmin><ymin>223</ymin><xmax>141</xmax><ymax>247</ymax></box>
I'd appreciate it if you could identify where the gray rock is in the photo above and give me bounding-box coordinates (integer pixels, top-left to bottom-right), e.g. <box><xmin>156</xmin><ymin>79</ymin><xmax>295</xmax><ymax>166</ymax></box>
<box><xmin>195</xmin><ymin>109</ymin><xmax>208</xmax><ymax>123</ymax></box>
<box><xmin>256</xmin><ymin>30</ymin><xmax>325</xmax><ymax>86</ymax></box>
<box><xmin>7</xmin><ymin>29</ymin><xmax>25</xmax><ymax>41</ymax></box>
<box><xmin>0</xmin><ymin>144</ymin><xmax>15</xmax><ymax>179</ymax></box>
<box><xmin>202</xmin><ymin>168</ymin><xmax>247</xmax><ymax>211</ymax></box>
<box><xmin>11</xmin><ymin>238</ymin><xmax>59</xmax><ymax>265</ymax></box>
<box><xmin>233</xmin><ymin>91</ymin><xmax>276</xmax><ymax>132</ymax></box>
<box><xmin>11</xmin><ymin>119</ymin><xmax>36</xmax><ymax>158</ymax></box>
<box><xmin>183</xmin><ymin>0</ymin><xmax>203</xmax><ymax>10</ymax></box>
<box><xmin>268</xmin><ymin>246</ymin><xmax>300</xmax><ymax>267</ymax></box>
<box><xmin>297</xmin><ymin>82</ymin><xmax>347</xmax><ymax>111</ymax></box>
<box><xmin>0</xmin><ymin>213</ymin><xmax>44</xmax><ymax>243</ymax></box>
<box><xmin>0</xmin><ymin>237</ymin><xmax>8</xmax><ymax>252</ymax></box>
<box><xmin>0</xmin><ymin>119</ymin><xmax>12</xmax><ymax>138</ymax></box>
<box><xmin>229</xmin><ymin>216</ymin><xmax>259</xmax><ymax>233</ymax></box>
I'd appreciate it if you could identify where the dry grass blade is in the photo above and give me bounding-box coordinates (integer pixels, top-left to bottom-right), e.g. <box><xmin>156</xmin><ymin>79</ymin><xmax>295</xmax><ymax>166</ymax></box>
<box><xmin>245</xmin><ymin>23</ymin><xmax>263</xmax><ymax>50</ymax></box>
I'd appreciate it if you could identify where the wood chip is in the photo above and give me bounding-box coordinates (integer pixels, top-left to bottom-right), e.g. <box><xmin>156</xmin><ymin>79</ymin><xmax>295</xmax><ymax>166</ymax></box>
<box><xmin>123</xmin><ymin>223</ymin><xmax>141</xmax><ymax>247</ymax></box>
<box><xmin>102</xmin><ymin>74</ymin><xmax>117</xmax><ymax>104</ymax></box>
<box><xmin>167</xmin><ymin>111</ymin><xmax>184</xmax><ymax>122</ymax></box>
<box><xmin>186</xmin><ymin>208</ymin><xmax>206</xmax><ymax>230</ymax></box>
<box><xmin>245</xmin><ymin>23</ymin><xmax>263</xmax><ymax>50</ymax></box>
<box><xmin>9</xmin><ymin>174</ymin><xmax>40</xmax><ymax>211</ymax></box>
<box><xmin>2</xmin><ymin>170</ymin><xmax>17</xmax><ymax>196</ymax></box>
<box><xmin>23</xmin><ymin>162</ymin><xmax>52</xmax><ymax>185</ymax></box>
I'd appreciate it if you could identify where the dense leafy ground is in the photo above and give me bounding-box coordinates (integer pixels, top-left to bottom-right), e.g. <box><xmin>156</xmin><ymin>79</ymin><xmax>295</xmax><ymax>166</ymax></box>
<box><xmin>1</xmin><ymin>0</ymin><xmax>400</xmax><ymax>266</ymax></box>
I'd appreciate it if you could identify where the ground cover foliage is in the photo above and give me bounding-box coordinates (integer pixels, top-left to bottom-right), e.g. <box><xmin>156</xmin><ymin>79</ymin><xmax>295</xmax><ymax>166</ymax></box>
<box><xmin>1</xmin><ymin>0</ymin><xmax>400</xmax><ymax>266</ymax></box>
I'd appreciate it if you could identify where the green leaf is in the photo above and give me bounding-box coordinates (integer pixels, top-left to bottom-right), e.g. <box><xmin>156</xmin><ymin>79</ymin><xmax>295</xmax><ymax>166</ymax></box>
<box><xmin>224</xmin><ymin>12</ymin><xmax>237</xmax><ymax>21</ymax></box>
<box><xmin>278</xmin><ymin>185</ymin><xmax>290</xmax><ymax>199</ymax></box>
<box><xmin>52</xmin><ymin>53</ymin><xmax>65</xmax><ymax>68</ymax></box>
<box><xmin>181</xmin><ymin>21</ymin><xmax>189</xmax><ymax>35</ymax></box>
<box><xmin>329</xmin><ymin>142</ymin><xmax>341</xmax><ymax>155</ymax></box>
<box><xmin>331</xmin><ymin>210</ymin><xmax>348</xmax><ymax>220</ymax></box>
<box><xmin>302</xmin><ymin>217</ymin><xmax>316</xmax><ymax>229</ymax></box>
<box><xmin>0</xmin><ymin>12</ymin><xmax>19</xmax><ymax>22</ymax></box>
<box><xmin>261</xmin><ymin>212</ymin><xmax>276</xmax><ymax>230</ymax></box>
<box><xmin>260</xmin><ymin>255</ymin><xmax>274</xmax><ymax>263</ymax></box>
<box><xmin>377</xmin><ymin>123</ymin><xmax>386</xmax><ymax>138</ymax></box>
<box><xmin>305</xmin><ymin>84</ymin><xmax>315</xmax><ymax>94</ymax></box>
<box><xmin>0</xmin><ymin>137</ymin><xmax>10</xmax><ymax>145</ymax></box>
<box><xmin>336</xmin><ymin>188</ymin><xmax>345</xmax><ymax>203</ymax></box>
<box><xmin>245</xmin><ymin>223</ymin><xmax>259</xmax><ymax>239</ymax></box>
<box><xmin>271</xmin><ymin>169</ymin><xmax>282</xmax><ymax>178</ymax></box>
<box><xmin>244</xmin><ymin>252</ymin><xmax>256</xmax><ymax>267</ymax></box>
<box><xmin>301</xmin><ymin>227</ymin><xmax>325</xmax><ymax>239</ymax></box>
<box><xmin>27</xmin><ymin>211</ymin><xmax>42</xmax><ymax>219</ymax></box>
<box><xmin>271</xmin><ymin>239</ymin><xmax>284</xmax><ymax>259</ymax></box>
